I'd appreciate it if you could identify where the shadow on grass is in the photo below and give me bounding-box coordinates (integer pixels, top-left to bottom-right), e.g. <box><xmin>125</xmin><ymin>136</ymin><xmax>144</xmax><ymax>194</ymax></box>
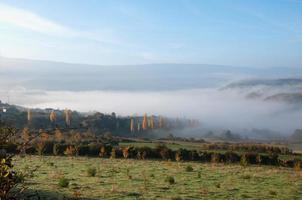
<box><xmin>17</xmin><ymin>189</ymin><xmax>97</xmax><ymax>200</ymax></box>
<box><xmin>17</xmin><ymin>189</ymin><xmax>144</xmax><ymax>200</ymax></box>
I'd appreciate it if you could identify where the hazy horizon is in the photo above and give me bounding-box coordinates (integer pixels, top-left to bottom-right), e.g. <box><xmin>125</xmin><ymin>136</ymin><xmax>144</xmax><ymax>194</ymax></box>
<box><xmin>1</xmin><ymin>0</ymin><xmax>302</xmax><ymax>136</ymax></box>
<box><xmin>1</xmin><ymin>57</ymin><xmax>302</xmax><ymax>135</ymax></box>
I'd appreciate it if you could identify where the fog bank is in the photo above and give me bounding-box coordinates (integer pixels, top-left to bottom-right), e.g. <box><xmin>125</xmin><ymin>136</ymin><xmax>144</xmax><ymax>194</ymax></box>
<box><xmin>2</xmin><ymin>87</ymin><xmax>301</xmax><ymax>135</ymax></box>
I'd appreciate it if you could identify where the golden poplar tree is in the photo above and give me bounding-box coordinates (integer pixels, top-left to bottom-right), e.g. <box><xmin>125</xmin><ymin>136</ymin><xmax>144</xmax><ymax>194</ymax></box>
<box><xmin>142</xmin><ymin>114</ymin><xmax>148</xmax><ymax>130</ymax></box>
<box><xmin>150</xmin><ymin>116</ymin><xmax>154</xmax><ymax>129</ymax></box>
<box><xmin>49</xmin><ymin>110</ymin><xmax>57</xmax><ymax>123</ymax></box>
<box><xmin>27</xmin><ymin>109</ymin><xmax>32</xmax><ymax>123</ymax></box>
<box><xmin>64</xmin><ymin>109</ymin><xmax>72</xmax><ymax>126</ymax></box>
<box><xmin>130</xmin><ymin>118</ymin><xmax>134</xmax><ymax>132</ymax></box>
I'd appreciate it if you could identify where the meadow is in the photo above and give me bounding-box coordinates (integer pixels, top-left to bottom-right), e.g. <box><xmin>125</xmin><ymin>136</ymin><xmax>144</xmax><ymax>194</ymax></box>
<box><xmin>15</xmin><ymin>156</ymin><xmax>302</xmax><ymax>200</ymax></box>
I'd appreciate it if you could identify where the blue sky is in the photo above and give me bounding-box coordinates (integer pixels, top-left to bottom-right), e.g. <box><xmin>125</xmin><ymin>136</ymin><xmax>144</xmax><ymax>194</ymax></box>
<box><xmin>0</xmin><ymin>0</ymin><xmax>301</xmax><ymax>67</ymax></box>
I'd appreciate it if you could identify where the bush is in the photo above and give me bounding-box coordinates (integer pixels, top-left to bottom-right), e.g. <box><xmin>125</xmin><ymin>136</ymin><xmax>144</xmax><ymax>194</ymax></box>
<box><xmin>198</xmin><ymin>152</ymin><xmax>212</xmax><ymax>162</ymax></box>
<box><xmin>78</xmin><ymin>145</ymin><xmax>90</xmax><ymax>156</ymax></box>
<box><xmin>176</xmin><ymin>149</ymin><xmax>190</xmax><ymax>161</ymax></box>
<box><xmin>224</xmin><ymin>151</ymin><xmax>240</xmax><ymax>163</ymax></box>
<box><xmin>165</xmin><ymin>176</ymin><xmax>175</xmax><ymax>185</ymax></box>
<box><xmin>267</xmin><ymin>154</ymin><xmax>279</xmax><ymax>166</ymax></box>
<box><xmin>1</xmin><ymin>143</ymin><xmax>18</xmax><ymax>154</ymax></box>
<box><xmin>0</xmin><ymin>123</ymin><xmax>20</xmax><ymax>199</ymax></box>
<box><xmin>87</xmin><ymin>167</ymin><xmax>97</xmax><ymax>177</ymax></box>
<box><xmin>185</xmin><ymin>165</ymin><xmax>194</xmax><ymax>172</ymax></box>
<box><xmin>156</xmin><ymin>145</ymin><xmax>172</xmax><ymax>160</ymax></box>
<box><xmin>110</xmin><ymin>148</ymin><xmax>116</xmax><ymax>159</ymax></box>
<box><xmin>240</xmin><ymin>153</ymin><xmax>258</xmax><ymax>166</ymax></box>
<box><xmin>294</xmin><ymin>160</ymin><xmax>302</xmax><ymax>171</ymax></box>
<box><xmin>189</xmin><ymin>150</ymin><xmax>199</xmax><ymax>161</ymax></box>
<box><xmin>240</xmin><ymin>155</ymin><xmax>248</xmax><ymax>167</ymax></box>
<box><xmin>211</xmin><ymin>153</ymin><xmax>221</xmax><ymax>163</ymax></box>
<box><xmin>58</xmin><ymin>177</ymin><xmax>69</xmax><ymax>188</ymax></box>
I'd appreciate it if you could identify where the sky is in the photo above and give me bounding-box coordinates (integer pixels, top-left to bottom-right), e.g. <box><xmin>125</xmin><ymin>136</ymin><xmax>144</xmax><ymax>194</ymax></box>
<box><xmin>0</xmin><ymin>0</ymin><xmax>302</xmax><ymax>67</ymax></box>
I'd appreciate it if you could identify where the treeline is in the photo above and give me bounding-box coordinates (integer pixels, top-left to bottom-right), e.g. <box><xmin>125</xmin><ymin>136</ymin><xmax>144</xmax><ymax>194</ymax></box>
<box><xmin>0</xmin><ymin>102</ymin><xmax>198</xmax><ymax>137</ymax></box>
<box><xmin>200</xmin><ymin>143</ymin><xmax>292</xmax><ymax>154</ymax></box>
<box><xmin>3</xmin><ymin>140</ymin><xmax>301</xmax><ymax>169</ymax></box>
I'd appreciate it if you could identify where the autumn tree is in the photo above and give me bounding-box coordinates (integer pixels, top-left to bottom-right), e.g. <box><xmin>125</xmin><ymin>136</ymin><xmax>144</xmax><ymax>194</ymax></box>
<box><xmin>49</xmin><ymin>110</ymin><xmax>57</xmax><ymax>125</ymax></box>
<box><xmin>34</xmin><ymin>131</ymin><xmax>49</xmax><ymax>156</ymax></box>
<box><xmin>72</xmin><ymin>132</ymin><xmax>82</xmax><ymax>156</ymax></box>
<box><xmin>64</xmin><ymin>146</ymin><xmax>76</xmax><ymax>157</ymax></box>
<box><xmin>83</xmin><ymin>130</ymin><xmax>96</xmax><ymax>140</ymax></box>
<box><xmin>142</xmin><ymin>114</ymin><xmax>148</xmax><ymax>130</ymax></box>
<box><xmin>99</xmin><ymin>146</ymin><xmax>106</xmax><ymax>158</ymax></box>
<box><xmin>20</xmin><ymin>128</ymin><xmax>31</xmax><ymax>155</ymax></box>
<box><xmin>175</xmin><ymin>151</ymin><xmax>182</xmax><ymax>162</ymax></box>
<box><xmin>64</xmin><ymin>109</ymin><xmax>72</xmax><ymax>127</ymax></box>
<box><xmin>110</xmin><ymin>148</ymin><xmax>116</xmax><ymax>159</ymax></box>
<box><xmin>40</xmin><ymin>132</ymin><xmax>50</xmax><ymax>141</ymax></box>
<box><xmin>54</xmin><ymin>128</ymin><xmax>64</xmax><ymax>142</ymax></box>
<box><xmin>27</xmin><ymin>109</ymin><xmax>32</xmax><ymax>124</ymax></box>
<box><xmin>21</xmin><ymin>128</ymin><xmax>31</xmax><ymax>143</ymax></box>
<box><xmin>150</xmin><ymin>116</ymin><xmax>154</xmax><ymax>129</ymax></box>
<box><xmin>130</xmin><ymin>118</ymin><xmax>134</xmax><ymax>133</ymax></box>
<box><xmin>35</xmin><ymin>141</ymin><xmax>45</xmax><ymax>156</ymax></box>
<box><xmin>123</xmin><ymin>147</ymin><xmax>130</xmax><ymax>159</ymax></box>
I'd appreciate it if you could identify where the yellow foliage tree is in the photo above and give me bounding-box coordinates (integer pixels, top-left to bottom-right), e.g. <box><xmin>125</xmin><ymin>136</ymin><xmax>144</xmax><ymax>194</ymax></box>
<box><xmin>150</xmin><ymin>116</ymin><xmax>154</xmax><ymax>129</ymax></box>
<box><xmin>99</xmin><ymin>146</ymin><xmax>106</xmax><ymax>157</ymax></box>
<box><xmin>142</xmin><ymin>113</ymin><xmax>148</xmax><ymax>130</ymax></box>
<box><xmin>130</xmin><ymin>118</ymin><xmax>134</xmax><ymax>133</ymax></box>
<box><xmin>49</xmin><ymin>110</ymin><xmax>57</xmax><ymax>123</ymax></box>
<box><xmin>27</xmin><ymin>109</ymin><xmax>32</xmax><ymax>123</ymax></box>
<box><xmin>123</xmin><ymin>147</ymin><xmax>130</xmax><ymax>159</ymax></box>
<box><xmin>64</xmin><ymin>109</ymin><xmax>72</xmax><ymax>126</ymax></box>
<box><xmin>72</xmin><ymin>132</ymin><xmax>82</xmax><ymax>156</ymax></box>
<box><xmin>64</xmin><ymin>145</ymin><xmax>76</xmax><ymax>157</ymax></box>
<box><xmin>21</xmin><ymin>127</ymin><xmax>31</xmax><ymax>143</ymax></box>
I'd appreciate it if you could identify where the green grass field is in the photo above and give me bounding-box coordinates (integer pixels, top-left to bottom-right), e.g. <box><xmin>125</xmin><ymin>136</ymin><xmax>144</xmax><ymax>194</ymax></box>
<box><xmin>14</xmin><ymin>156</ymin><xmax>302</xmax><ymax>200</ymax></box>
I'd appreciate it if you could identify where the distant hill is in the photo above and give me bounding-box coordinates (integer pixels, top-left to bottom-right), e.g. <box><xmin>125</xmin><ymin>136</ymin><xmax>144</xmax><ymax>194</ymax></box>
<box><xmin>223</xmin><ymin>78</ymin><xmax>302</xmax><ymax>89</ymax></box>
<box><xmin>2</xmin><ymin>56</ymin><xmax>302</xmax><ymax>91</ymax></box>
<box><xmin>222</xmin><ymin>78</ymin><xmax>302</xmax><ymax>104</ymax></box>
<box><xmin>264</xmin><ymin>93</ymin><xmax>302</xmax><ymax>104</ymax></box>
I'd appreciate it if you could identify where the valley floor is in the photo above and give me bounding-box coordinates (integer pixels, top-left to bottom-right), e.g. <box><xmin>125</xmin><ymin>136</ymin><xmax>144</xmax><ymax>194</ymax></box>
<box><xmin>14</xmin><ymin>156</ymin><xmax>302</xmax><ymax>200</ymax></box>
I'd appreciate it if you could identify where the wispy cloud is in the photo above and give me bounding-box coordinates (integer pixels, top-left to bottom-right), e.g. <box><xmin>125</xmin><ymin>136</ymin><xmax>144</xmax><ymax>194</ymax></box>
<box><xmin>0</xmin><ymin>3</ymin><xmax>77</xmax><ymax>36</ymax></box>
<box><xmin>0</xmin><ymin>3</ymin><xmax>122</xmax><ymax>45</ymax></box>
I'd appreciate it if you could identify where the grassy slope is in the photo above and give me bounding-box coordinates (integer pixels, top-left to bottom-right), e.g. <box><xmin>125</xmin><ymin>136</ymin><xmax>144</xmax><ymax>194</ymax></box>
<box><xmin>15</xmin><ymin>156</ymin><xmax>302</xmax><ymax>200</ymax></box>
